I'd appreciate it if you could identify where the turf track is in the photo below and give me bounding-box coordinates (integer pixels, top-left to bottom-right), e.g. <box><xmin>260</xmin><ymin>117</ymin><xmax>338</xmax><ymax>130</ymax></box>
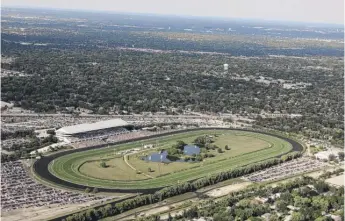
<box><xmin>33</xmin><ymin>128</ymin><xmax>303</xmax><ymax>193</ymax></box>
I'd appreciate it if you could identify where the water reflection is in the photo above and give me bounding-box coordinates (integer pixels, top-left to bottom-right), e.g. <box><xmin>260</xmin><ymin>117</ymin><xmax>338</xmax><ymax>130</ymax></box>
<box><xmin>142</xmin><ymin>145</ymin><xmax>200</xmax><ymax>163</ymax></box>
<box><xmin>183</xmin><ymin>145</ymin><xmax>200</xmax><ymax>155</ymax></box>
<box><xmin>146</xmin><ymin>150</ymin><xmax>170</xmax><ymax>162</ymax></box>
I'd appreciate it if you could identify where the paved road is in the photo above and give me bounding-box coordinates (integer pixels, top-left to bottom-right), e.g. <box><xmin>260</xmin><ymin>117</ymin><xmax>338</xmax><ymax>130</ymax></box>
<box><xmin>123</xmin><ymin>154</ymin><xmax>155</xmax><ymax>179</ymax></box>
<box><xmin>1</xmin><ymin>113</ymin><xmax>217</xmax><ymax>119</ymax></box>
<box><xmin>33</xmin><ymin>128</ymin><xmax>304</xmax><ymax>194</ymax></box>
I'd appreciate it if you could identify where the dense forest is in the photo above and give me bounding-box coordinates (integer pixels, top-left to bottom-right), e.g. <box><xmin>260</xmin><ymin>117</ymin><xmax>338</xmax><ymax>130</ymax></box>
<box><xmin>139</xmin><ymin>176</ymin><xmax>344</xmax><ymax>221</ymax></box>
<box><xmin>1</xmin><ymin>9</ymin><xmax>344</xmax><ymax>144</ymax></box>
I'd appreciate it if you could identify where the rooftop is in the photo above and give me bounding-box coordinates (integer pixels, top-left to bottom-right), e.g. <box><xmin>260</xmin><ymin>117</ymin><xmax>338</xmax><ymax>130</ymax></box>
<box><xmin>1</xmin><ymin>101</ymin><xmax>13</xmax><ymax>108</ymax></box>
<box><xmin>56</xmin><ymin>119</ymin><xmax>128</xmax><ymax>135</ymax></box>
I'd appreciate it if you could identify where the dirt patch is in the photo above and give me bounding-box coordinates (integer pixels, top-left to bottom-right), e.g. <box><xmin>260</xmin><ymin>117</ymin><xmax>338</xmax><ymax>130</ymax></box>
<box><xmin>307</xmin><ymin>167</ymin><xmax>339</xmax><ymax>178</ymax></box>
<box><xmin>205</xmin><ymin>182</ymin><xmax>252</xmax><ymax>197</ymax></box>
<box><xmin>119</xmin><ymin>200</ymin><xmax>197</xmax><ymax>220</ymax></box>
<box><xmin>326</xmin><ymin>174</ymin><xmax>344</xmax><ymax>186</ymax></box>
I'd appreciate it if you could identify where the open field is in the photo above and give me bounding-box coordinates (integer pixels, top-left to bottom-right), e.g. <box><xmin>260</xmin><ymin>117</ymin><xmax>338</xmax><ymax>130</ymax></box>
<box><xmin>33</xmin><ymin>128</ymin><xmax>303</xmax><ymax>192</ymax></box>
<box><xmin>79</xmin><ymin>157</ymin><xmax>149</xmax><ymax>181</ymax></box>
<box><xmin>205</xmin><ymin>182</ymin><xmax>252</xmax><ymax>197</ymax></box>
<box><xmin>326</xmin><ymin>174</ymin><xmax>344</xmax><ymax>186</ymax></box>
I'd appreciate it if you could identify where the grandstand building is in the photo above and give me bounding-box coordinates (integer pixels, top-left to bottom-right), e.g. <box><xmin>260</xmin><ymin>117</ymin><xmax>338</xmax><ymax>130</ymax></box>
<box><xmin>56</xmin><ymin>119</ymin><xmax>130</xmax><ymax>143</ymax></box>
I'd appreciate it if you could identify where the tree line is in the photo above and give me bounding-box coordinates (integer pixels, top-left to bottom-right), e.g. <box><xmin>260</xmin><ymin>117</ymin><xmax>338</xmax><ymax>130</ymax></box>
<box><xmin>1</xmin><ymin>133</ymin><xmax>59</xmax><ymax>163</ymax></box>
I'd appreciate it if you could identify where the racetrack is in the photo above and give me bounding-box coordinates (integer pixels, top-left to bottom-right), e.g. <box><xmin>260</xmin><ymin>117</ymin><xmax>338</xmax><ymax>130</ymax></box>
<box><xmin>33</xmin><ymin>128</ymin><xmax>303</xmax><ymax>193</ymax></box>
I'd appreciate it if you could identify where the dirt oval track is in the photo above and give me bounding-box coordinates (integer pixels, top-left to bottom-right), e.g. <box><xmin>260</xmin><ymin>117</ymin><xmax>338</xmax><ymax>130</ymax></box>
<box><xmin>33</xmin><ymin>128</ymin><xmax>303</xmax><ymax>194</ymax></box>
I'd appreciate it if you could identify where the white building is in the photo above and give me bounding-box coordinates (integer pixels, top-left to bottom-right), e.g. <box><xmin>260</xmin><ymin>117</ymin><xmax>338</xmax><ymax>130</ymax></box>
<box><xmin>56</xmin><ymin>118</ymin><xmax>129</xmax><ymax>142</ymax></box>
<box><xmin>1</xmin><ymin>101</ymin><xmax>13</xmax><ymax>111</ymax></box>
<box><xmin>224</xmin><ymin>64</ymin><xmax>229</xmax><ymax>71</ymax></box>
<box><xmin>30</xmin><ymin>142</ymin><xmax>67</xmax><ymax>155</ymax></box>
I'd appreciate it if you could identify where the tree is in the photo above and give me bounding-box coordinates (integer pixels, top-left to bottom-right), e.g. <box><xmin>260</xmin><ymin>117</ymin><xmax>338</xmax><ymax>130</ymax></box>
<box><xmin>217</xmin><ymin>148</ymin><xmax>223</xmax><ymax>153</ymax></box>
<box><xmin>280</xmin><ymin>192</ymin><xmax>293</xmax><ymax>204</ymax></box>
<box><xmin>314</xmin><ymin>181</ymin><xmax>329</xmax><ymax>193</ymax></box>
<box><xmin>269</xmin><ymin>214</ymin><xmax>280</xmax><ymax>221</ymax></box>
<box><xmin>193</xmin><ymin>136</ymin><xmax>212</xmax><ymax>148</ymax></box>
<box><xmin>328</xmin><ymin>154</ymin><xmax>336</xmax><ymax>162</ymax></box>
<box><xmin>195</xmin><ymin>155</ymin><xmax>203</xmax><ymax>161</ymax></box>
<box><xmin>148</xmin><ymin>167</ymin><xmax>153</xmax><ymax>172</ymax></box>
<box><xmin>225</xmin><ymin>145</ymin><xmax>230</xmax><ymax>150</ymax></box>
<box><xmin>100</xmin><ymin>161</ymin><xmax>107</xmax><ymax>168</ymax></box>
<box><xmin>281</xmin><ymin>155</ymin><xmax>288</xmax><ymax>162</ymax></box>
<box><xmin>46</xmin><ymin>129</ymin><xmax>56</xmax><ymax>135</ymax></box>
<box><xmin>294</xmin><ymin>196</ymin><xmax>311</xmax><ymax>207</ymax></box>
<box><xmin>183</xmin><ymin>206</ymin><xmax>198</xmax><ymax>218</ymax></box>
<box><xmin>85</xmin><ymin>187</ymin><xmax>91</xmax><ymax>193</ymax></box>
<box><xmin>291</xmin><ymin>212</ymin><xmax>304</xmax><ymax>221</ymax></box>
<box><xmin>275</xmin><ymin>200</ymin><xmax>288</xmax><ymax>213</ymax></box>
<box><xmin>92</xmin><ymin>188</ymin><xmax>98</xmax><ymax>193</ymax></box>
<box><xmin>312</xmin><ymin>196</ymin><xmax>330</xmax><ymax>213</ymax></box>
<box><xmin>299</xmin><ymin>207</ymin><xmax>315</xmax><ymax>220</ymax></box>
<box><xmin>85</xmin><ymin>209</ymin><xmax>96</xmax><ymax>220</ymax></box>
<box><xmin>338</xmin><ymin>152</ymin><xmax>344</xmax><ymax>161</ymax></box>
<box><xmin>167</xmin><ymin>213</ymin><xmax>173</xmax><ymax>221</ymax></box>
<box><xmin>43</xmin><ymin>134</ymin><xmax>58</xmax><ymax>144</ymax></box>
<box><xmin>173</xmin><ymin>140</ymin><xmax>186</xmax><ymax>150</ymax></box>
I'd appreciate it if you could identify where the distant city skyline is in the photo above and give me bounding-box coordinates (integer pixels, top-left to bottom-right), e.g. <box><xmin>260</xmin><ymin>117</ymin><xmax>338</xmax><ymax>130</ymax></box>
<box><xmin>3</xmin><ymin>0</ymin><xmax>344</xmax><ymax>25</ymax></box>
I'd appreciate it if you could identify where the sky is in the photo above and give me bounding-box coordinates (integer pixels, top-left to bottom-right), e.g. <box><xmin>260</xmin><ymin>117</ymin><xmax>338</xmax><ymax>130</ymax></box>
<box><xmin>3</xmin><ymin>0</ymin><xmax>344</xmax><ymax>24</ymax></box>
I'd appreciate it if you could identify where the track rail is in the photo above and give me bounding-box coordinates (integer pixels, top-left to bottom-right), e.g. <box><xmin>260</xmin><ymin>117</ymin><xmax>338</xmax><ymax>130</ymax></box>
<box><xmin>33</xmin><ymin>128</ymin><xmax>303</xmax><ymax>193</ymax></box>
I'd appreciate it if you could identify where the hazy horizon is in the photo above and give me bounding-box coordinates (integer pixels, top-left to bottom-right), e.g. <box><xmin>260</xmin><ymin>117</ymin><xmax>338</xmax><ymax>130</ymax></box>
<box><xmin>3</xmin><ymin>0</ymin><xmax>344</xmax><ymax>25</ymax></box>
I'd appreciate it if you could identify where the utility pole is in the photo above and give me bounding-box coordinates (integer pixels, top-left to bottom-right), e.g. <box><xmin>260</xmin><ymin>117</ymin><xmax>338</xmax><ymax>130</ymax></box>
<box><xmin>158</xmin><ymin>162</ymin><xmax>161</xmax><ymax>176</ymax></box>
<box><xmin>159</xmin><ymin>154</ymin><xmax>163</xmax><ymax>176</ymax></box>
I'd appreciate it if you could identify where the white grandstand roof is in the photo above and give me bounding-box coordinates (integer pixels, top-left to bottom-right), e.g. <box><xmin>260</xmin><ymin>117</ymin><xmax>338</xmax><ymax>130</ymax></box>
<box><xmin>1</xmin><ymin>101</ymin><xmax>13</xmax><ymax>108</ymax></box>
<box><xmin>56</xmin><ymin>119</ymin><xmax>128</xmax><ymax>135</ymax></box>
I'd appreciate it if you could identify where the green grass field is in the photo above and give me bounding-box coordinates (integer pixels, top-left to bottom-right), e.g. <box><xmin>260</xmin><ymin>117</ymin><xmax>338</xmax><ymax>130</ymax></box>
<box><xmin>48</xmin><ymin>130</ymin><xmax>292</xmax><ymax>189</ymax></box>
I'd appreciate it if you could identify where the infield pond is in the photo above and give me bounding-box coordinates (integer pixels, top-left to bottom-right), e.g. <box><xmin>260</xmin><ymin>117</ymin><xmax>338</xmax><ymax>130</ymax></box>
<box><xmin>142</xmin><ymin>145</ymin><xmax>201</xmax><ymax>163</ymax></box>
